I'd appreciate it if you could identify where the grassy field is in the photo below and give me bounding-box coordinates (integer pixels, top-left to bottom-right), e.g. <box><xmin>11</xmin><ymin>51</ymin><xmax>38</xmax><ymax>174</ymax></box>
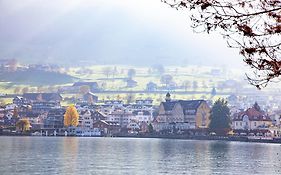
<box><xmin>0</xmin><ymin>65</ymin><xmax>266</xmax><ymax>104</ymax></box>
<box><xmin>61</xmin><ymin>65</ymin><xmax>247</xmax><ymax>103</ymax></box>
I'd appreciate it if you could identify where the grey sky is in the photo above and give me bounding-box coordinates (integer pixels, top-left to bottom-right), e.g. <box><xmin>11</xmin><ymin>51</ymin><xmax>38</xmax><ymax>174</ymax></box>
<box><xmin>0</xmin><ymin>0</ymin><xmax>244</xmax><ymax>67</ymax></box>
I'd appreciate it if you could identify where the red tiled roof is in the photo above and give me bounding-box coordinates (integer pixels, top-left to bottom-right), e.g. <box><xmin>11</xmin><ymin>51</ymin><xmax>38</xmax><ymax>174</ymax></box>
<box><xmin>233</xmin><ymin>107</ymin><xmax>271</xmax><ymax>121</ymax></box>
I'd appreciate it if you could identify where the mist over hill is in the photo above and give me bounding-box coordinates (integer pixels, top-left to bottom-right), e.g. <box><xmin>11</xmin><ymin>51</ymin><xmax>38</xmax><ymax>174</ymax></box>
<box><xmin>0</xmin><ymin>0</ymin><xmax>243</xmax><ymax>67</ymax></box>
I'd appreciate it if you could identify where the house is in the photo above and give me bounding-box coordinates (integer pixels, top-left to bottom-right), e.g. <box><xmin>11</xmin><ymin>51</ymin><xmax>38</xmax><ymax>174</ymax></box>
<box><xmin>131</xmin><ymin>110</ymin><xmax>153</xmax><ymax>124</ymax></box>
<box><xmin>75</xmin><ymin>127</ymin><xmax>101</xmax><ymax>136</ymax></box>
<box><xmin>146</xmin><ymin>82</ymin><xmax>157</xmax><ymax>91</ymax></box>
<box><xmin>73</xmin><ymin>82</ymin><xmax>99</xmax><ymax>92</ymax></box>
<box><xmin>83</xmin><ymin>92</ymin><xmax>98</xmax><ymax>104</ymax></box>
<box><xmin>154</xmin><ymin>93</ymin><xmax>210</xmax><ymax>132</ymax></box>
<box><xmin>127</xmin><ymin>120</ymin><xmax>140</xmax><ymax>131</ymax></box>
<box><xmin>19</xmin><ymin>111</ymin><xmax>44</xmax><ymax>130</ymax></box>
<box><xmin>13</xmin><ymin>96</ymin><xmax>28</xmax><ymax>106</ymax></box>
<box><xmin>232</xmin><ymin>103</ymin><xmax>272</xmax><ymax>131</ymax></box>
<box><xmin>107</xmin><ymin>111</ymin><xmax>133</xmax><ymax>128</ymax></box>
<box><xmin>78</xmin><ymin>110</ymin><xmax>94</xmax><ymax>129</ymax></box>
<box><xmin>91</xmin><ymin>111</ymin><xmax>106</xmax><ymax>122</ymax></box>
<box><xmin>135</xmin><ymin>99</ymin><xmax>153</xmax><ymax>106</ymax></box>
<box><xmin>139</xmin><ymin>122</ymin><xmax>149</xmax><ymax>133</ymax></box>
<box><xmin>4</xmin><ymin>104</ymin><xmax>17</xmax><ymax>111</ymax></box>
<box><xmin>2</xmin><ymin>111</ymin><xmax>18</xmax><ymax>127</ymax></box>
<box><xmin>31</xmin><ymin>101</ymin><xmax>61</xmax><ymax>112</ymax></box>
<box><xmin>104</xmin><ymin>100</ymin><xmax>124</xmax><ymax>108</ymax></box>
<box><xmin>93</xmin><ymin>120</ymin><xmax>121</xmax><ymax>136</ymax></box>
<box><xmin>23</xmin><ymin>93</ymin><xmax>62</xmax><ymax>103</ymax></box>
<box><xmin>126</xmin><ymin>79</ymin><xmax>137</xmax><ymax>88</ymax></box>
<box><xmin>44</xmin><ymin>108</ymin><xmax>65</xmax><ymax>129</ymax></box>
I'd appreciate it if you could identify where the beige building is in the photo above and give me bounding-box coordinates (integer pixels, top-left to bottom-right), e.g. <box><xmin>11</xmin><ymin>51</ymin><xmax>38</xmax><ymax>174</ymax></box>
<box><xmin>154</xmin><ymin>93</ymin><xmax>211</xmax><ymax>132</ymax></box>
<box><xmin>232</xmin><ymin>103</ymin><xmax>272</xmax><ymax>130</ymax></box>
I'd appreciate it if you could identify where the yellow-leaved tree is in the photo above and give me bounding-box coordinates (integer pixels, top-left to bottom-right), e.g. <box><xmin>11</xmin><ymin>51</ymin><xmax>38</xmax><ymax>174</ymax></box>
<box><xmin>16</xmin><ymin>118</ymin><xmax>31</xmax><ymax>132</ymax></box>
<box><xmin>64</xmin><ymin>105</ymin><xmax>79</xmax><ymax>127</ymax></box>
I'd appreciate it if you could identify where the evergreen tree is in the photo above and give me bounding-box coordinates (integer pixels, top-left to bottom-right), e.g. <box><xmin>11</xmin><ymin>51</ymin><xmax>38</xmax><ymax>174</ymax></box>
<box><xmin>209</xmin><ymin>98</ymin><xmax>231</xmax><ymax>135</ymax></box>
<box><xmin>148</xmin><ymin>123</ymin><xmax>154</xmax><ymax>133</ymax></box>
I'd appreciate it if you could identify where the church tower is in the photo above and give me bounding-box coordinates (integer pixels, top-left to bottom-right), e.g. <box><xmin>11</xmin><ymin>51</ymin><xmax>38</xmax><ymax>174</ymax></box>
<box><xmin>165</xmin><ymin>92</ymin><xmax>171</xmax><ymax>102</ymax></box>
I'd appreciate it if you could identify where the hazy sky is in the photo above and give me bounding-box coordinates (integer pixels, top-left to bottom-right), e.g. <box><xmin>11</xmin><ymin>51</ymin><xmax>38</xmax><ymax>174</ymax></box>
<box><xmin>0</xmin><ymin>0</ymin><xmax>245</xmax><ymax>67</ymax></box>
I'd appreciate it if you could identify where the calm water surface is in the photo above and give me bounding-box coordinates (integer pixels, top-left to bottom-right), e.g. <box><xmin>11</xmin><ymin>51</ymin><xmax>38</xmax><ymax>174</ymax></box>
<box><xmin>0</xmin><ymin>136</ymin><xmax>281</xmax><ymax>175</ymax></box>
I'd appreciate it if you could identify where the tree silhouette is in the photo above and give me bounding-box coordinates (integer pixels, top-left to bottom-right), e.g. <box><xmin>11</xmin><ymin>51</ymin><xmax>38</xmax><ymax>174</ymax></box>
<box><xmin>192</xmin><ymin>81</ymin><xmax>198</xmax><ymax>91</ymax></box>
<box><xmin>211</xmin><ymin>87</ymin><xmax>217</xmax><ymax>96</ymax></box>
<box><xmin>209</xmin><ymin>98</ymin><xmax>231</xmax><ymax>135</ymax></box>
<box><xmin>160</xmin><ymin>74</ymin><xmax>174</xmax><ymax>87</ymax></box>
<box><xmin>102</xmin><ymin>67</ymin><xmax>113</xmax><ymax>79</ymax></box>
<box><xmin>127</xmin><ymin>68</ymin><xmax>136</xmax><ymax>79</ymax></box>
<box><xmin>164</xmin><ymin>0</ymin><xmax>281</xmax><ymax>89</ymax></box>
<box><xmin>148</xmin><ymin>123</ymin><xmax>154</xmax><ymax>133</ymax></box>
<box><xmin>21</xmin><ymin>87</ymin><xmax>29</xmax><ymax>94</ymax></box>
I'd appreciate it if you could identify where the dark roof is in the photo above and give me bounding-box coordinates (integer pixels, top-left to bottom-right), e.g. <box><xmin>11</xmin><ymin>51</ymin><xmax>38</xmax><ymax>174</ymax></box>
<box><xmin>162</xmin><ymin>101</ymin><xmax>177</xmax><ymax>111</ymax></box>
<box><xmin>80</xmin><ymin>110</ymin><xmax>91</xmax><ymax>115</ymax></box>
<box><xmin>13</xmin><ymin>96</ymin><xmax>24</xmax><ymax>100</ymax></box>
<box><xmin>48</xmin><ymin>108</ymin><xmax>66</xmax><ymax>115</ymax></box>
<box><xmin>162</xmin><ymin>100</ymin><xmax>206</xmax><ymax>114</ymax></box>
<box><xmin>91</xmin><ymin>111</ymin><xmax>106</xmax><ymax>117</ymax></box>
<box><xmin>23</xmin><ymin>93</ymin><xmax>62</xmax><ymax>102</ymax></box>
<box><xmin>178</xmin><ymin>100</ymin><xmax>205</xmax><ymax>110</ymax></box>
<box><xmin>19</xmin><ymin>111</ymin><xmax>40</xmax><ymax>118</ymax></box>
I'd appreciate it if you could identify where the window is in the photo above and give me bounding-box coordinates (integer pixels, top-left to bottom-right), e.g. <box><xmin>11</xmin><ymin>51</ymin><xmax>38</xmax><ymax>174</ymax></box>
<box><xmin>254</xmin><ymin>122</ymin><xmax>257</xmax><ymax>126</ymax></box>
<box><xmin>240</xmin><ymin>122</ymin><xmax>242</xmax><ymax>126</ymax></box>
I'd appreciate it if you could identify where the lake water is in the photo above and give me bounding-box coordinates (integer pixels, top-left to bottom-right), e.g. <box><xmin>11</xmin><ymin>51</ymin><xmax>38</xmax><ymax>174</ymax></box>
<box><xmin>0</xmin><ymin>137</ymin><xmax>281</xmax><ymax>175</ymax></box>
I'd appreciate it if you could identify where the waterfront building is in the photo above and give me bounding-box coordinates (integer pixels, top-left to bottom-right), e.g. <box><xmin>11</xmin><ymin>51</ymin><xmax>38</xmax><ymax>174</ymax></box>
<box><xmin>44</xmin><ymin>108</ymin><xmax>65</xmax><ymax>129</ymax></box>
<box><xmin>232</xmin><ymin>103</ymin><xmax>272</xmax><ymax>131</ymax></box>
<box><xmin>107</xmin><ymin>110</ymin><xmax>133</xmax><ymax>128</ymax></box>
<box><xmin>154</xmin><ymin>93</ymin><xmax>210</xmax><ymax>132</ymax></box>
<box><xmin>93</xmin><ymin>120</ymin><xmax>121</xmax><ymax>136</ymax></box>
<box><xmin>91</xmin><ymin>111</ymin><xmax>106</xmax><ymax>122</ymax></box>
<box><xmin>131</xmin><ymin>110</ymin><xmax>153</xmax><ymax>123</ymax></box>
<box><xmin>78</xmin><ymin>110</ymin><xmax>94</xmax><ymax>129</ymax></box>
<box><xmin>19</xmin><ymin>111</ymin><xmax>45</xmax><ymax>130</ymax></box>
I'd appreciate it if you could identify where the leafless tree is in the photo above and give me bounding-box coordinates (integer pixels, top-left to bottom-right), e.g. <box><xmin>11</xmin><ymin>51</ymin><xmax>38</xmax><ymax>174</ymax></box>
<box><xmin>163</xmin><ymin>0</ymin><xmax>281</xmax><ymax>89</ymax></box>
<box><xmin>160</xmin><ymin>74</ymin><xmax>174</xmax><ymax>87</ymax></box>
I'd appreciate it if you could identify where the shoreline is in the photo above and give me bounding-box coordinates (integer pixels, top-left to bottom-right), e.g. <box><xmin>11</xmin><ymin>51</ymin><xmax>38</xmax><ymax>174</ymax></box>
<box><xmin>1</xmin><ymin>133</ymin><xmax>281</xmax><ymax>144</ymax></box>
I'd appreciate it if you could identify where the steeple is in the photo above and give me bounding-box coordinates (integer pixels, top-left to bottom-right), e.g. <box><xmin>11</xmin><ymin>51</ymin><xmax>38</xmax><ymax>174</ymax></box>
<box><xmin>165</xmin><ymin>92</ymin><xmax>171</xmax><ymax>102</ymax></box>
<box><xmin>253</xmin><ymin>102</ymin><xmax>261</xmax><ymax>111</ymax></box>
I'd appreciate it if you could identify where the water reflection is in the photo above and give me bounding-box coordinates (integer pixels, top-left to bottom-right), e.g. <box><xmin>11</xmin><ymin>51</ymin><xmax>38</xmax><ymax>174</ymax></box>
<box><xmin>208</xmin><ymin>141</ymin><xmax>230</xmax><ymax>174</ymax></box>
<box><xmin>1</xmin><ymin>137</ymin><xmax>281</xmax><ymax>175</ymax></box>
<box><xmin>61</xmin><ymin>137</ymin><xmax>78</xmax><ymax>174</ymax></box>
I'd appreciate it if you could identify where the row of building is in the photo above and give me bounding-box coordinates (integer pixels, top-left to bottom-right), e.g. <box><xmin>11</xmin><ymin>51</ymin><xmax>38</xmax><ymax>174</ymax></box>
<box><xmin>1</xmin><ymin>92</ymin><xmax>281</xmax><ymax>137</ymax></box>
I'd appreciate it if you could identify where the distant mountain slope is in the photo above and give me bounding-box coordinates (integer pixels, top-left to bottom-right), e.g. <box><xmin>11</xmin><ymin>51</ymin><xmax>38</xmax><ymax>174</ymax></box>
<box><xmin>0</xmin><ymin>69</ymin><xmax>76</xmax><ymax>85</ymax></box>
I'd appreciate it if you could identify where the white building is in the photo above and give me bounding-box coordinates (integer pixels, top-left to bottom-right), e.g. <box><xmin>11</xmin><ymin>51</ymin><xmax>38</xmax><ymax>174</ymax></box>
<box><xmin>78</xmin><ymin>110</ymin><xmax>94</xmax><ymax>129</ymax></box>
